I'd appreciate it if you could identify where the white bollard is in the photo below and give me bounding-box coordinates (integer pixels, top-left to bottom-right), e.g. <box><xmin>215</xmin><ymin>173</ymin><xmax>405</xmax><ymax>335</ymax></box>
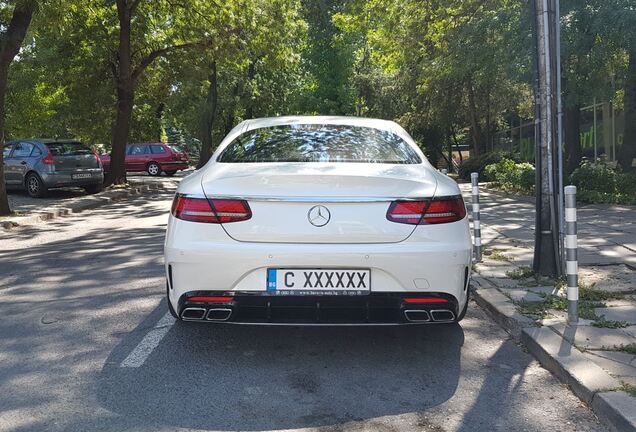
<box><xmin>564</xmin><ymin>186</ymin><xmax>578</xmax><ymax>323</ymax></box>
<box><xmin>471</xmin><ymin>172</ymin><xmax>482</xmax><ymax>262</ymax></box>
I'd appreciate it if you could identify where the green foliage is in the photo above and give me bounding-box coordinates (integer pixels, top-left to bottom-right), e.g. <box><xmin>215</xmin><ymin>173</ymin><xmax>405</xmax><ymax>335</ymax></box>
<box><xmin>484</xmin><ymin>158</ymin><xmax>535</xmax><ymax>194</ymax></box>
<box><xmin>569</xmin><ymin>161</ymin><xmax>636</xmax><ymax>204</ymax></box>
<box><xmin>592</xmin><ymin>318</ymin><xmax>629</xmax><ymax>329</ymax></box>
<box><xmin>458</xmin><ymin>152</ymin><xmax>516</xmax><ymax>181</ymax></box>
<box><xmin>620</xmin><ymin>383</ymin><xmax>636</xmax><ymax>397</ymax></box>
<box><xmin>613</xmin><ymin>344</ymin><xmax>636</xmax><ymax>355</ymax></box>
<box><xmin>506</xmin><ymin>266</ymin><xmax>536</xmax><ymax>280</ymax></box>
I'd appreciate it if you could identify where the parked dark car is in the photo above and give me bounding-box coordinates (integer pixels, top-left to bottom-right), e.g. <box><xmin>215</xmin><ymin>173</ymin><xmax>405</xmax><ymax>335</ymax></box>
<box><xmin>3</xmin><ymin>139</ymin><xmax>104</xmax><ymax>198</ymax></box>
<box><xmin>100</xmin><ymin>143</ymin><xmax>190</xmax><ymax>177</ymax></box>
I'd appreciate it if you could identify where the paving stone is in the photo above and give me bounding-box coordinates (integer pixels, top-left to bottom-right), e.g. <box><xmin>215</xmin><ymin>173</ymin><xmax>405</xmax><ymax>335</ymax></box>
<box><xmin>595</xmin><ymin>306</ymin><xmax>636</xmax><ymax>324</ymax></box>
<box><xmin>522</xmin><ymin>327</ymin><xmax>621</xmax><ymax>404</ymax></box>
<box><xmin>502</xmin><ymin>289</ymin><xmax>544</xmax><ymax>303</ymax></box>
<box><xmin>589</xmin><ymin>349</ymin><xmax>636</xmax><ymax>366</ymax></box>
<box><xmin>527</xmin><ymin>286</ymin><xmax>560</xmax><ymax>296</ymax></box>
<box><xmin>584</xmin><ymin>352</ymin><xmax>636</xmax><ymax>379</ymax></box>
<box><xmin>591</xmin><ymin>391</ymin><xmax>636</xmax><ymax>432</ymax></box>
<box><xmin>551</xmin><ymin>323</ymin><xmax>636</xmax><ymax>350</ymax></box>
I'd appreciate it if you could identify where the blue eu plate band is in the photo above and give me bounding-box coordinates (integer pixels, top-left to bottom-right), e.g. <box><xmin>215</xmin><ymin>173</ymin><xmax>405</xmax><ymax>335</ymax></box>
<box><xmin>267</xmin><ymin>268</ymin><xmax>277</xmax><ymax>292</ymax></box>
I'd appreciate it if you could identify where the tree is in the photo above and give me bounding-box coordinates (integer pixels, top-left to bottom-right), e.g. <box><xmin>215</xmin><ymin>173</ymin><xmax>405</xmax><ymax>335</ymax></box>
<box><xmin>301</xmin><ymin>0</ymin><xmax>356</xmax><ymax>115</ymax></box>
<box><xmin>107</xmin><ymin>0</ymin><xmax>218</xmax><ymax>185</ymax></box>
<box><xmin>0</xmin><ymin>0</ymin><xmax>36</xmax><ymax>216</ymax></box>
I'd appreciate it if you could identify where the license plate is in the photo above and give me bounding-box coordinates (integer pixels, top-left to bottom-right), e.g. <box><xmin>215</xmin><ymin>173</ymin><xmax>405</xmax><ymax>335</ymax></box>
<box><xmin>72</xmin><ymin>173</ymin><xmax>92</xmax><ymax>179</ymax></box>
<box><xmin>267</xmin><ymin>268</ymin><xmax>370</xmax><ymax>295</ymax></box>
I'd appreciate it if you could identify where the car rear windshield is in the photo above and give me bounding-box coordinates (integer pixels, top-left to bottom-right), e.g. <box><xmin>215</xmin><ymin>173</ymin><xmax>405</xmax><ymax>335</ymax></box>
<box><xmin>47</xmin><ymin>142</ymin><xmax>92</xmax><ymax>156</ymax></box>
<box><xmin>217</xmin><ymin>124</ymin><xmax>422</xmax><ymax>164</ymax></box>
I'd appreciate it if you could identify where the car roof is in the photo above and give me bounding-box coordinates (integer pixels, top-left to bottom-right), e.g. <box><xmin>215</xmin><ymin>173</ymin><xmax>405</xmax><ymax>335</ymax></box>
<box><xmin>27</xmin><ymin>139</ymin><xmax>82</xmax><ymax>144</ymax></box>
<box><xmin>126</xmin><ymin>143</ymin><xmax>171</xmax><ymax>147</ymax></box>
<box><xmin>242</xmin><ymin>116</ymin><xmax>406</xmax><ymax>135</ymax></box>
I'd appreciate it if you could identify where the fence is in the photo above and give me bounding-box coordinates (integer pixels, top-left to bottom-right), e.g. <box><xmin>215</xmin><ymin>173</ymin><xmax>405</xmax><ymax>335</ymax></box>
<box><xmin>492</xmin><ymin>101</ymin><xmax>625</xmax><ymax>163</ymax></box>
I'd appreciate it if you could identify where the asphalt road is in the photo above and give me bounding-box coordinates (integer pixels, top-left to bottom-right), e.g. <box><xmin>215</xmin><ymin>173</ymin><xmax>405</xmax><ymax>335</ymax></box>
<box><xmin>0</xmin><ymin>187</ymin><xmax>607</xmax><ymax>432</ymax></box>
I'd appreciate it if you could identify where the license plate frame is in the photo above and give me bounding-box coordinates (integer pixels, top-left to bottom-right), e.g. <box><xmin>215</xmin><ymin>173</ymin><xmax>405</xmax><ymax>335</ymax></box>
<box><xmin>71</xmin><ymin>173</ymin><xmax>92</xmax><ymax>180</ymax></box>
<box><xmin>266</xmin><ymin>268</ymin><xmax>371</xmax><ymax>296</ymax></box>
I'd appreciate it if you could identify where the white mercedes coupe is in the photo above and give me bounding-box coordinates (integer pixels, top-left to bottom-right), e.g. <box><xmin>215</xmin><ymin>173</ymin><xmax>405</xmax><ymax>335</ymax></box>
<box><xmin>164</xmin><ymin>116</ymin><xmax>472</xmax><ymax>325</ymax></box>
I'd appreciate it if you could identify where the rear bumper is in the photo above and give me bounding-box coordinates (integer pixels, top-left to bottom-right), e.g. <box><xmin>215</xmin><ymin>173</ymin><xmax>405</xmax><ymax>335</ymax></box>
<box><xmin>165</xmin><ymin>216</ymin><xmax>473</xmax><ymax>319</ymax></box>
<box><xmin>175</xmin><ymin>292</ymin><xmax>461</xmax><ymax>325</ymax></box>
<box><xmin>41</xmin><ymin>170</ymin><xmax>104</xmax><ymax>188</ymax></box>
<box><xmin>160</xmin><ymin>162</ymin><xmax>189</xmax><ymax>171</ymax></box>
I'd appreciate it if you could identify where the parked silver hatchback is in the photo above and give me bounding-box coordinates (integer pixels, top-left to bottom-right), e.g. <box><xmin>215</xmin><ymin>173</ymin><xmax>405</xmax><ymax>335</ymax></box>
<box><xmin>3</xmin><ymin>139</ymin><xmax>104</xmax><ymax>198</ymax></box>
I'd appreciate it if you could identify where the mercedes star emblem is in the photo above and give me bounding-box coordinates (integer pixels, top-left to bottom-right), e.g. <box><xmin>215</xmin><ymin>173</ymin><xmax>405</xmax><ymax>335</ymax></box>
<box><xmin>308</xmin><ymin>205</ymin><xmax>331</xmax><ymax>227</ymax></box>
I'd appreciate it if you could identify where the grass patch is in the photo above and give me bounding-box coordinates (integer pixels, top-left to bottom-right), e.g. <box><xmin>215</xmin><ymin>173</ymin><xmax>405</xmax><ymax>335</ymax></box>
<box><xmin>620</xmin><ymin>383</ymin><xmax>636</xmax><ymax>397</ymax></box>
<box><xmin>592</xmin><ymin>318</ymin><xmax>629</xmax><ymax>329</ymax></box>
<box><xmin>515</xmin><ymin>300</ymin><xmax>553</xmax><ymax>319</ymax></box>
<box><xmin>484</xmin><ymin>249</ymin><xmax>512</xmax><ymax>262</ymax></box>
<box><xmin>611</xmin><ymin>344</ymin><xmax>636</xmax><ymax>355</ymax></box>
<box><xmin>506</xmin><ymin>266</ymin><xmax>535</xmax><ymax>280</ymax></box>
<box><xmin>515</xmin><ymin>290</ymin><xmax>606</xmax><ymax>321</ymax></box>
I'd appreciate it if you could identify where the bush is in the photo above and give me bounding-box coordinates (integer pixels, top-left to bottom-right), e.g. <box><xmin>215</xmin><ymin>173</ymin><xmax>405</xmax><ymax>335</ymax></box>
<box><xmin>457</xmin><ymin>151</ymin><xmax>518</xmax><ymax>181</ymax></box>
<box><xmin>484</xmin><ymin>158</ymin><xmax>535</xmax><ymax>193</ymax></box>
<box><xmin>569</xmin><ymin>161</ymin><xmax>636</xmax><ymax>204</ymax></box>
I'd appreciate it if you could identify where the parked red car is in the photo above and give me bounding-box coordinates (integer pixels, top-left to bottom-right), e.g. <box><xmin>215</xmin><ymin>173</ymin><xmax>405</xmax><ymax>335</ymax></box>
<box><xmin>100</xmin><ymin>143</ymin><xmax>190</xmax><ymax>176</ymax></box>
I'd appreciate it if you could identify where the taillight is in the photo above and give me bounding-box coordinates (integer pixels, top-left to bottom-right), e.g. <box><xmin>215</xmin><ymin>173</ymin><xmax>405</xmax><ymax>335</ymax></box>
<box><xmin>186</xmin><ymin>296</ymin><xmax>234</xmax><ymax>303</ymax></box>
<box><xmin>386</xmin><ymin>197</ymin><xmax>466</xmax><ymax>225</ymax></box>
<box><xmin>171</xmin><ymin>196</ymin><xmax>251</xmax><ymax>223</ymax></box>
<box><xmin>92</xmin><ymin>149</ymin><xmax>101</xmax><ymax>166</ymax></box>
<box><xmin>403</xmin><ymin>297</ymin><xmax>449</xmax><ymax>304</ymax></box>
<box><xmin>42</xmin><ymin>150</ymin><xmax>55</xmax><ymax>165</ymax></box>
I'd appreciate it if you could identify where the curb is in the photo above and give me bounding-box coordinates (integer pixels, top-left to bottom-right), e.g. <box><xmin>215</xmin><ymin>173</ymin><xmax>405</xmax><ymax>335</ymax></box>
<box><xmin>1</xmin><ymin>182</ymin><xmax>166</xmax><ymax>230</ymax></box>
<box><xmin>473</xmin><ymin>285</ymin><xmax>635</xmax><ymax>432</ymax></box>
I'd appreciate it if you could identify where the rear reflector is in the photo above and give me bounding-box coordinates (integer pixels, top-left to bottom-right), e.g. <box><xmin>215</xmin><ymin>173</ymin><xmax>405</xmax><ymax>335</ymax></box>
<box><xmin>403</xmin><ymin>297</ymin><xmax>449</xmax><ymax>304</ymax></box>
<box><xmin>386</xmin><ymin>197</ymin><xmax>466</xmax><ymax>225</ymax></box>
<box><xmin>187</xmin><ymin>296</ymin><xmax>234</xmax><ymax>303</ymax></box>
<box><xmin>171</xmin><ymin>196</ymin><xmax>251</xmax><ymax>223</ymax></box>
<box><xmin>42</xmin><ymin>150</ymin><xmax>55</xmax><ymax>165</ymax></box>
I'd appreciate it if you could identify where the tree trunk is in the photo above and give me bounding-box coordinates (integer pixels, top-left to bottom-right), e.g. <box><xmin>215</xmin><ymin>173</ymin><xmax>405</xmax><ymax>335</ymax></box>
<box><xmin>564</xmin><ymin>103</ymin><xmax>581</xmax><ymax>174</ymax></box>
<box><xmin>107</xmin><ymin>0</ymin><xmax>134</xmax><ymax>186</ymax></box>
<box><xmin>618</xmin><ymin>46</ymin><xmax>636</xmax><ymax>172</ymax></box>
<box><xmin>466</xmin><ymin>82</ymin><xmax>483</xmax><ymax>157</ymax></box>
<box><xmin>197</xmin><ymin>62</ymin><xmax>218</xmax><ymax>169</ymax></box>
<box><xmin>245</xmin><ymin>60</ymin><xmax>256</xmax><ymax>120</ymax></box>
<box><xmin>0</xmin><ymin>3</ymin><xmax>35</xmax><ymax>216</ymax></box>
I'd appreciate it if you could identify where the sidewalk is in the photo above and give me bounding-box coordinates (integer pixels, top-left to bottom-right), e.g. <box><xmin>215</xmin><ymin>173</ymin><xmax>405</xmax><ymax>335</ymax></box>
<box><xmin>1</xmin><ymin>174</ymin><xmax>182</xmax><ymax>229</ymax></box>
<box><xmin>460</xmin><ymin>183</ymin><xmax>636</xmax><ymax>431</ymax></box>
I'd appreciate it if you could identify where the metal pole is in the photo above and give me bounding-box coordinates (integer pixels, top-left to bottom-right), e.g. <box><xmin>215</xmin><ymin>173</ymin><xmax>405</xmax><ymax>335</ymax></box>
<box><xmin>471</xmin><ymin>172</ymin><xmax>482</xmax><ymax>263</ymax></box>
<box><xmin>555</xmin><ymin>0</ymin><xmax>565</xmax><ymax>273</ymax></box>
<box><xmin>612</xmin><ymin>103</ymin><xmax>616</xmax><ymax>161</ymax></box>
<box><xmin>593</xmin><ymin>98</ymin><xmax>598</xmax><ymax>162</ymax></box>
<box><xmin>564</xmin><ymin>185</ymin><xmax>578</xmax><ymax>324</ymax></box>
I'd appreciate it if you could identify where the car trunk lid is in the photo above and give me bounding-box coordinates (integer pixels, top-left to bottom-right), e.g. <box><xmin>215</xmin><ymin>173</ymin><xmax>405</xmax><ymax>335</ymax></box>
<box><xmin>201</xmin><ymin>163</ymin><xmax>438</xmax><ymax>244</ymax></box>
<box><xmin>47</xmin><ymin>142</ymin><xmax>100</xmax><ymax>171</ymax></box>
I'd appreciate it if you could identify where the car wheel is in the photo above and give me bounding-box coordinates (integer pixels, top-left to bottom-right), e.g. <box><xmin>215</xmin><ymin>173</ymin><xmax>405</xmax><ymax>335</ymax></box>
<box><xmin>165</xmin><ymin>170</ymin><xmax>177</xmax><ymax>177</ymax></box>
<box><xmin>147</xmin><ymin>162</ymin><xmax>161</xmax><ymax>176</ymax></box>
<box><xmin>167</xmin><ymin>281</ymin><xmax>180</xmax><ymax>320</ymax></box>
<box><xmin>25</xmin><ymin>173</ymin><xmax>47</xmax><ymax>198</ymax></box>
<box><xmin>455</xmin><ymin>289</ymin><xmax>470</xmax><ymax>323</ymax></box>
<box><xmin>83</xmin><ymin>183</ymin><xmax>103</xmax><ymax>194</ymax></box>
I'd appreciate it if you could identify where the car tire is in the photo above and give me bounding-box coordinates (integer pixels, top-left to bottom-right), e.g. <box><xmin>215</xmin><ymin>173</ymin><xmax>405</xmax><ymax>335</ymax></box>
<box><xmin>167</xmin><ymin>281</ymin><xmax>181</xmax><ymax>320</ymax></box>
<box><xmin>165</xmin><ymin>170</ymin><xmax>177</xmax><ymax>177</ymax></box>
<box><xmin>455</xmin><ymin>289</ymin><xmax>470</xmax><ymax>323</ymax></box>
<box><xmin>83</xmin><ymin>183</ymin><xmax>103</xmax><ymax>194</ymax></box>
<box><xmin>25</xmin><ymin>173</ymin><xmax>47</xmax><ymax>198</ymax></box>
<box><xmin>147</xmin><ymin>162</ymin><xmax>161</xmax><ymax>176</ymax></box>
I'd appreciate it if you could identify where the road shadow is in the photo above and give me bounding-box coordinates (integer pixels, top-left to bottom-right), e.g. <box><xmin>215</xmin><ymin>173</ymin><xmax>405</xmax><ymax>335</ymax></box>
<box><xmin>98</xmin><ymin>304</ymin><xmax>464</xmax><ymax>431</ymax></box>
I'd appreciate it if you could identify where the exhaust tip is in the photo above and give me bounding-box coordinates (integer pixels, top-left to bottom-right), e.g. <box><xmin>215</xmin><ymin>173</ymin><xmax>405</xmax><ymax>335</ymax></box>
<box><xmin>181</xmin><ymin>307</ymin><xmax>206</xmax><ymax>320</ymax></box>
<box><xmin>404</xmin><ymin>310</ymin><xmax>431</xmax><ymax>322</ymax></box>
<box><xmin>206</xmin><ymin>308</ymin><xmax>232</xmax><ymax>321</ymax></box>
<box><xmin>430</xmin><ymin>309</ymin><xmax>455</xmax><ymax>322</ymax></box>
